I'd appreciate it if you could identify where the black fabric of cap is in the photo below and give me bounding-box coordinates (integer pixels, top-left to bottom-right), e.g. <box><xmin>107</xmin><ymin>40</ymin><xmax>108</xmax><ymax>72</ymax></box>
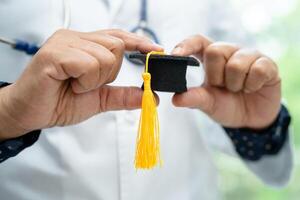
<box><xmin>129</xmin><ymin>53</ymin><xmax>200</xmax><ymax>93</ymax></box>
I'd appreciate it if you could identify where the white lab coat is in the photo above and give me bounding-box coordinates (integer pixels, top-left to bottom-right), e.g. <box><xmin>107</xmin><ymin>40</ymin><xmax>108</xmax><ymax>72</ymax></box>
<box><xmin>0</xmin><ymin>0</ymin><xmax>293</xmax><ymax>199</ymax></box>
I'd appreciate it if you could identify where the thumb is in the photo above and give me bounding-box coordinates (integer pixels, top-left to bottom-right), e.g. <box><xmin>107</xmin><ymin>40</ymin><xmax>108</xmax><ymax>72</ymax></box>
<box><xmin>98</xmin><ymin>86</ymin><xmax>159</xmax><ymax>112</ymax></box>
<box><xmin>172</xmin><ymin>87</ymin><xmax>215</xmax><ymax>114</ymax></box>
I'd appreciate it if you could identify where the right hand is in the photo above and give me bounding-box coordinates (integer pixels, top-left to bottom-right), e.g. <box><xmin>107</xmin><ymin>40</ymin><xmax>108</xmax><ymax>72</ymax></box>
<box><xmin>0</xmin><ymin>29</ymin><xmax>163</xmax><ymax>139</ymax></box>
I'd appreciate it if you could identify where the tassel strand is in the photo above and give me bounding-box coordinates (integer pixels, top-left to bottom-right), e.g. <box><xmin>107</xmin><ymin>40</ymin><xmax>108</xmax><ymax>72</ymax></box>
<box><xmin>135</xmin><ymin>51</ymin><xmax>164</xmax><ymax>169</ymax></box>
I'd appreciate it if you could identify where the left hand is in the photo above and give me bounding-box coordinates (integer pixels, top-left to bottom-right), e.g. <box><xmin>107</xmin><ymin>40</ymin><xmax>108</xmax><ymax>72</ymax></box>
<box><xmin>171</xmin><ymin>35</ymin><xmax>281</xmax><ymax>129</ymax></box>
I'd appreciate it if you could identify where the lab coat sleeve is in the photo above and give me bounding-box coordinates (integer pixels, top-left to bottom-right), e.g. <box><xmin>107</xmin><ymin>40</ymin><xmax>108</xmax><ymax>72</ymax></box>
<box><xmin>203</xmin><ymin>0</ymin><xmax>294</xmax><ymax>187</ymax></box>
<box><xmin>200</xmin><ymin>109</ymin><xmax>294</xmax><ymax>187</ymax></box>
<box><xmin>244</xmin><ymin>135</ymin><xmax>293</xmax><ymax>187</ymax></box>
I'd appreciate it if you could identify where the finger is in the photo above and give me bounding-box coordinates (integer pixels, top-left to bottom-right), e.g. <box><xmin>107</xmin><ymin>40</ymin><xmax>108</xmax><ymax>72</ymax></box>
<box><xmin>101</xmin><ymin>29</ymin><xmax>164</xmax><ymax>52</ymax></box>
<box><xmin>47</xmin><ymin>47</ymin><xmax>101</xmax><ymax>94</ymax></box>
<box><xmin>73</xmin><ymin>39</ymin><xmax>117</xmax><ymax>85</ymax></box>
<box><xmin>69</xmin><ymin>50</ymin><xmax>101</xmax><ymax>94</ymax></box>
<box><xmin>204</xmin><ymin>42</ymin><xmax>239</xmax><ymax>87</ymax></box>
<box><xmin>244</xmin><ymin>57</ymin><xmax>279</xmax><ymax>93</ymax></box>
<box><xmin>225</xmin><ymin>49</ymin><xmax>261</xmax><ymax>92</ymax></box>
<box><xmin>78</xmin><ymin>33</ymin><xmax>124</xmax><ymax>82</ymax></box>
<box><xmin>171</xmin><ymin>35</ymin><xmax>212</xmax><ymax>60</ymax></box>
<box><xmin>98</xmin><ymin>86</ymin><xmax>160</xmax><ymax>112</ymax></box>
<box><xmin>172</xmin><ymin>86</ymin><xmax>215</xmax><ymax>115</ymax></box>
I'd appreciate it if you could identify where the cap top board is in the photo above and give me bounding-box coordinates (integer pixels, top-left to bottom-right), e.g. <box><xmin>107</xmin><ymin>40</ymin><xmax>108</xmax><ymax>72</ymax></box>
<box><xmin>128</xmin><ymin>53</ymin><xmax>200</xmax><ymax>93</ymax></box>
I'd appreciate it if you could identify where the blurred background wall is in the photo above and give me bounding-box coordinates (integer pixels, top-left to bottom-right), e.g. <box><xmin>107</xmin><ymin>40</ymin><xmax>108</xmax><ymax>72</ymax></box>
<box><xmin>216</xmin><ymin>0</ymin><xmax>300</xmax><ymax>199</ymax></box>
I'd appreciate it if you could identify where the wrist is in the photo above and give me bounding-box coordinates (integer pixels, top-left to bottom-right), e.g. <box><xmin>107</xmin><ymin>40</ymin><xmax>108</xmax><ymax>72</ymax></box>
<box><xmin>224</xmin><ymin>105</ymin><xmax>291</xmax><ymax>161</ymax></box>
<box><xmin>0</xmin><ymin>85</ymin><xmax>29</xmax><ymax>140</ymax></box>
<box><xmin>247</xmin><ymin>103</ymin><xmax>282</xmax><ymax>131</ymax></box>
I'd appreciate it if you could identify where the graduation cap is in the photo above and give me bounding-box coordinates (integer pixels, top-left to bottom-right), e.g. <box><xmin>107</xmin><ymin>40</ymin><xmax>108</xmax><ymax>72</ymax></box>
<box><xmin>129</xmin><ymin>53</ymin><xmax>200</xmax><ymax>93</ymax></box>
<box><xmin>131</xmin><ymin>51</ymin><xmax>200</xmax><ymax>170</ymax></box>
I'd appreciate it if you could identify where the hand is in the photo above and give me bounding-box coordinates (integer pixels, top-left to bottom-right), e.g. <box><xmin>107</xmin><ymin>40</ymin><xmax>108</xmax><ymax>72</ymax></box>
<box><xmin>171</xmin><ymin>35</ymin><xmax>281</xmax><ymax>129</ymax></box>
<box><xmin>0</xmin><ymin>29</ymin><xmax>163</xmax><ymax>139</ymax></box>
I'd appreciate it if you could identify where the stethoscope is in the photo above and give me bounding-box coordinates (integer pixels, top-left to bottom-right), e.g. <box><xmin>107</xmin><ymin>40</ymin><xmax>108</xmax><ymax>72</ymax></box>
<box><xmin>125</xmin><ymin>0</ymin><xmax>160</xmax><ymax>65</ymax></box>
<box><xmin>0</xmin><ymin>0</ymin><xmax>159</xmax><ymax>65</ymax></box>
<box><xmin>130</xmin><ymin>0</ymin><xmax>159</xmax><ymax>44</ymax></box>
<box><xmin>0</xmin><ymin>0</ymin><xmax>71</xmax><ymax>55</ymax></box>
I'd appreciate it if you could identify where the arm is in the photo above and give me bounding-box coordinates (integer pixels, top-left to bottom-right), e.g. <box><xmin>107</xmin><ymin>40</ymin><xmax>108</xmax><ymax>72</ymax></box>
<box><xmin>204</xmin><ymin>0</ymin><xmax>293</xmax><ymax>186</ymax></box>
<box><xmin>0</xmin><ymin>82</ymin><xmax>41</xmax><ymax>163</ymax></box>
<box><xmin>0</xmin><ymin>29</ymin><xmax>163</xmax><ymax>162</ymax></box>
<box><xmin>171</xmin><ymin>34</ymin><xmax>293</xmax><ymax>187</ymax></box>
<box><xmin>224</xmin><ymin>104</ymin><xmax>292</xmax><ymax>187</ymax></box>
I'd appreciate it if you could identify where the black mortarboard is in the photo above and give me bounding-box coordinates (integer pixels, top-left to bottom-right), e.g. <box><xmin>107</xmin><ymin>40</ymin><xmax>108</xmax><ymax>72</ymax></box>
<box><xmin>129</xmin><ymin>53</ymin><xmax>200</xmax><ymax>93</ymax></box>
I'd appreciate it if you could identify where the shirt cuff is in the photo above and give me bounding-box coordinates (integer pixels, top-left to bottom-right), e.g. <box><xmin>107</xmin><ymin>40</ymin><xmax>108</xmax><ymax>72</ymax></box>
<box><xmin>223</xmin><ymin>105</ymin><xmax>291</xmax><ymax>161</ymax></box>
<box><xmin>0</xmin><ymin>130</ymin><xmax>41</xmax><ymax>163</ymax></box>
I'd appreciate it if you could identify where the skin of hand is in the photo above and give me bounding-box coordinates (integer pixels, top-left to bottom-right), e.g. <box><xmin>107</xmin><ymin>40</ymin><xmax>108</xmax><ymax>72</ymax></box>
<box><xmin>171</xmin><ymin>35</ymin><xmax>281</xmax><ymax>130</ymax></box>
<box><xmin>0</xmin><ymin>29</ymin><xmax>163</xmax><ymax>140</ymax></box>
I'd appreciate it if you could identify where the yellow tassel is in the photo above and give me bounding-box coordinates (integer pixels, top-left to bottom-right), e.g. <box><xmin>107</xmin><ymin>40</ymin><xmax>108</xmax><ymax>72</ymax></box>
<box><xmin>135</xmin><ymin>51</ymin><xmax>164</xmax><ymax>169</ymax></box>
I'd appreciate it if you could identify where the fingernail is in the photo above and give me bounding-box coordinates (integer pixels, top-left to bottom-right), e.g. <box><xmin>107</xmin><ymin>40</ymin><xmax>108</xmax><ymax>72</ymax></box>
<box><xmin>155</xmin><ymin>44</ymin><xmax>164</xmax><ymax>50</ymax></box>
<box><xmin>171</xmin><ymin>47</ymin><xmax>183</xmax><ymax>55</ymax></box>
<box><xmin>148</xmin><ymin>42</ymin><xmax>163</xmax><ymax>50</ymax></box>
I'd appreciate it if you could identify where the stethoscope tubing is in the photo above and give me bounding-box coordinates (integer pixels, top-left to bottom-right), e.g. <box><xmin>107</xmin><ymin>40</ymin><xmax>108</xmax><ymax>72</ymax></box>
<box><xmin>0</xmin><ymin>0</ymin><xmax>159</xmax><ymax>64</ymax></box>
<box><xmin>126</xmin><ymin>0</ymin><xmax>160</xmax><ymax>65</ymax></box>
<box><xmin>0</xmin><ymin>0</ymin><xmax>71</xmax><ymax>55</ymax></box>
